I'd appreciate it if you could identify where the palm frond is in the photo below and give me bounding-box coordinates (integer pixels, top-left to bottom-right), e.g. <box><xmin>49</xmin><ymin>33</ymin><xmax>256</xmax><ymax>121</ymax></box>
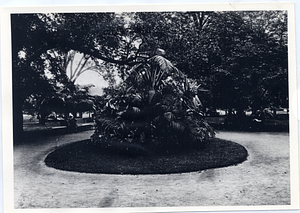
<box><xmin>150</xmin><ymin>55</ymin><xmax>174</xmax><ymax>73</ymax></box>
<box><xmin>132</xmin><ymin>93</ymin><xmax>142</xmax><ymax>103</ymax></box>
<box><xmin>132</xmin><ymin>106</ymin><xmax>141</xmax><ymax>113</ymax></box>
<box><xmin>96</xmin><ymin>117</ymin><xmax>123</xmax><ymax>135</ymax></box>
<box><xmin>170</xmin><ymin>121</ymin><xmax>185</xmax><ymax>131</ymax></box>
<box><xmin>193</xmin><ymin>95</ymin><xmax>202</xmax><ymax>108</ymax></box>
<box><xmin>164</xmin><ymin>111</ymin><xmax>175</xmax><ymax>121</ymax></box>
<box><xmin>148</xmin><ymin>90</ymin><xmax>156</xmax><ymax>104</ymax></box>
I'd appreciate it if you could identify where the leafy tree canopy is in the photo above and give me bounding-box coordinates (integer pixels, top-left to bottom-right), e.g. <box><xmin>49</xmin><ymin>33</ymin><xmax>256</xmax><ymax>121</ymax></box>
<box><xmin>12</xmin><ymin>10</ymin><xmax>288</xmax><ymax>139</ymax></box>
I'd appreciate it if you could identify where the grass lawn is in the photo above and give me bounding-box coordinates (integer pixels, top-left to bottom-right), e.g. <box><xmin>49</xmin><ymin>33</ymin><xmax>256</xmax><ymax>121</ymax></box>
<box><xmin>45</xmin><ymin>137</ymin><xmax>248</xmax><ymax>175</ymax></box>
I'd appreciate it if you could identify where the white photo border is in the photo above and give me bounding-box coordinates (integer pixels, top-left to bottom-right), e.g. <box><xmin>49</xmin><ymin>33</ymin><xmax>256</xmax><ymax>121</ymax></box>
<box><xmin>1</xmin><ymin>2</ymin><xmax>299</xmax><ymax>213</ymax></box>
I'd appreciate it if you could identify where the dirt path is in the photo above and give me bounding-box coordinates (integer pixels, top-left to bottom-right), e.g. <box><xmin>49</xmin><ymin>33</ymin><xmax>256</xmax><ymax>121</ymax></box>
<box><xmin>14</xmin><ymin>130</ymin><xmax>290</xmax><ymax>208</ymax></box>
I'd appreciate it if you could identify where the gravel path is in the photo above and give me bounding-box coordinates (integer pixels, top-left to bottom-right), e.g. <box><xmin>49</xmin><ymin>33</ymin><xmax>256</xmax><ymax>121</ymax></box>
<box><xmin>14</xmin><ymin>130</ymin><xmax>290</xmax><ymax>209</ymax></box>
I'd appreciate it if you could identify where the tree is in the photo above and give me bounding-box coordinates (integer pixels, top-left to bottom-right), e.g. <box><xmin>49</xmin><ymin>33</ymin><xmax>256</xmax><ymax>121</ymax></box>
<box><xmin>11</xmin><ymin>12</ymin><xmax>131</xmax><ymax>140</ymax></box>
<box><xmin>126</xmin><ymin>11</ymin><xmax>288</xmax><ymax>114</ymax></box>
<box><xmin>12</xmin><ymin>14</ymin><xmax>61</xmax><ymax>139</ymax></box>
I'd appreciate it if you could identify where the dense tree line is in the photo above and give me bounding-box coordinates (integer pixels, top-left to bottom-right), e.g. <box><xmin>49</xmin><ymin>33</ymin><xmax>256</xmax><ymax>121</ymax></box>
<box><xmin>129</xmin><ymin>11</ymin><xmax>288</xmax><ymax>114</ymax></box>
<box><xmin>11</xmin><ymin>10</ymin><xmax>288</xmax><ymax>140</ymax></box>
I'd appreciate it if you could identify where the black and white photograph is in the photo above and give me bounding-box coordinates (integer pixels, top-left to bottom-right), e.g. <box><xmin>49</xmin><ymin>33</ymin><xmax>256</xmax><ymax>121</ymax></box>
<box><xmin>1</xmin><ymin>2</ymin><xmax>299</xmax><ymax>213</ymax></box>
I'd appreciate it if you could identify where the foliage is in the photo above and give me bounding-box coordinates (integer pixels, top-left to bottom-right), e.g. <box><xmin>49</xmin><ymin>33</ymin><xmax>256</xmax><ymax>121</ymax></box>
<box><xmin>91</xmin><ymin>53</ymin><xmax>215</xmax><ymax>151</ymax></box>
<box><xmin>38</xmin><ymin>82</ymin><xmax>96</xmax><ymax>123</ymax></box>
<box><xmin>128</xmin><ymin>11</ymin><xmax>288</xmax><ymax>113</ymax></box>
<box><xmin>11</xmin><ymin>12</ymin><xmax>136</xmax><ymax>137</ymax></box>
<box><xmin>12</xmin><ymin>10</ymin><xmax>288</xmax><ymax>140</ymax></box>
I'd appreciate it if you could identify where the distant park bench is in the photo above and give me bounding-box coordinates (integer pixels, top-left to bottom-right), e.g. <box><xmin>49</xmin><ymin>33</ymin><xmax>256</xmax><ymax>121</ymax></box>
<box><xmin>77</xmin><ymin>123</ymin><xmax>94</xmax><ymax>131</ymax></box>
<box><xmin>79</xmin><ymin>123</ymin><xmax>93</xmax><ymax>127</ymax></box>
<box><xmin>51</xmin><ymin>123</ymin><xmax>94</xmax><ymax>132</ymax></box>
<box><xmin>51</xmin><ymin>126</ymin><xmax>68</xmax><ymax>130</ymax></box>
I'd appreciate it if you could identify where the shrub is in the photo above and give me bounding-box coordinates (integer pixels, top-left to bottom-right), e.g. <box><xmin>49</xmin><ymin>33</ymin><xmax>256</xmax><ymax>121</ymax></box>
<box><xmin>91</xmin><ymin>52</ymin><xmax>215</xmax><ymax>153</ymax></box>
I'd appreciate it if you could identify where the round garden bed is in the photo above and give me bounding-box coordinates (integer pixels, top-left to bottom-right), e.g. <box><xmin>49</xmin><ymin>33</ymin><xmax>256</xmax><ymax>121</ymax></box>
<box><xmin>44</xmin><ymin>138</ymin><xmax>248</xmax><ymax>175</ymax></box>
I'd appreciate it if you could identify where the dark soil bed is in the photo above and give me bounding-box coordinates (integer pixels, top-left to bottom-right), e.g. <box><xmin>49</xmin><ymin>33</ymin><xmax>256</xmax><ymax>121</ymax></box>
<box><xmin>44</xmin><ymin>138</ymin><xmax>248</xmax><ymax>175</ymax></box>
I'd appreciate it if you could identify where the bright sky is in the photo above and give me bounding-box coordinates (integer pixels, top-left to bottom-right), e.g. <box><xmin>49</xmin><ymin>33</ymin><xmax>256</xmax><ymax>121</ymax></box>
<box><xmin>38</xmin><ymin>50</ymin><xmax>111</xmax><ymax>96</ymax></box>
<box><xmin>75</xmin><ymin>70</ymin><xmax>109</xmax><ymax>96</ymax></box>
<box><xmin>65</xmin><ymin>51</ymin><xmax>115</xmax><ymax>96</ymax></box>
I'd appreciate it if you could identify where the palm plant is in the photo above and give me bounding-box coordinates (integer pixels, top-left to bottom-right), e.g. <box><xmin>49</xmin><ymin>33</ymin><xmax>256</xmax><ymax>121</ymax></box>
<box><xmin>92</xmin><ymin>51</ymin><xmax>215</xmax><ymax>153</ymax></box>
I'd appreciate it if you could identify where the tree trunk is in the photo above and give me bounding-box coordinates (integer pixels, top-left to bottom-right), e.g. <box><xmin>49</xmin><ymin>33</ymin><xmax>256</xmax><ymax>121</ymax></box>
<box><xmin>13</xmin><ymin>95</ymin><xmax>24</xmax><ymax>143</ymax></box>
<box><xmin>39</xmin><ymin>110</ymin><xmax>47</xmax><ymax>125</ymax></box>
